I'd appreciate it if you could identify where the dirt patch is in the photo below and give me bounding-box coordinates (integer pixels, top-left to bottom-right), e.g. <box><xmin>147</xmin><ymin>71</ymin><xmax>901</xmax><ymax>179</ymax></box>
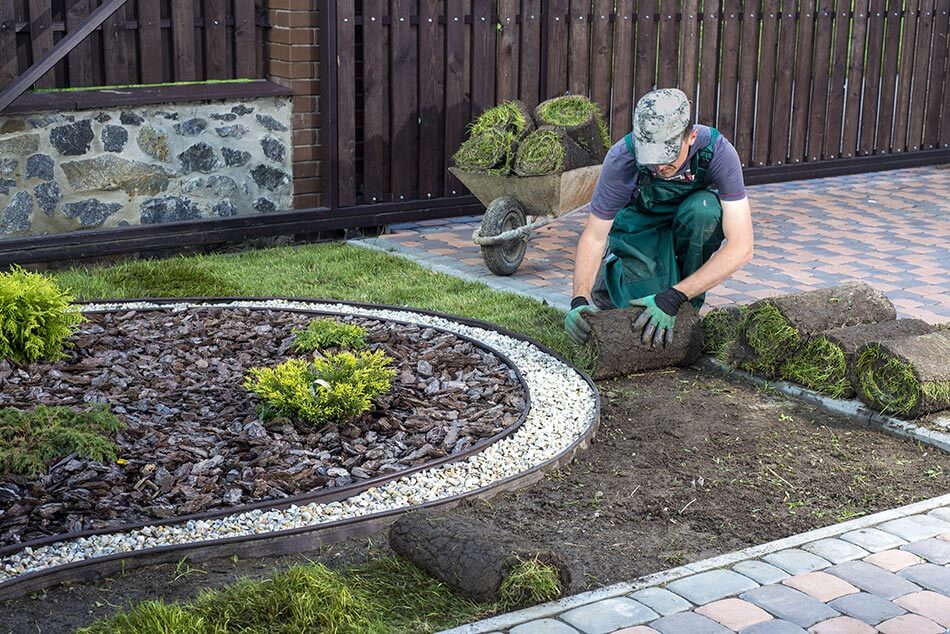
<box><xmin>2</xmin><ymin>367</ymin><xmax>948</xmax><ymax>632</ymax></box>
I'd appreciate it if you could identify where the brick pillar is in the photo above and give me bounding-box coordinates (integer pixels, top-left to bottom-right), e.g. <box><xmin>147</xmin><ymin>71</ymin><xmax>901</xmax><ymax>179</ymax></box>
<box><xmin>265</xmin><ymin>0</ymin><xmax>321</xmax><ymax>209</ymax></box>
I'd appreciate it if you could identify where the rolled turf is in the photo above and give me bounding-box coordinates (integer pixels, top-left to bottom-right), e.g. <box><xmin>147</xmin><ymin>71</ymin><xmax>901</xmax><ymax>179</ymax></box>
<box><xmin>853</xmin><ymin>330</ymin><xmax>950</xmax><ymax>418</ymax></box>
<box><xmin>729</xmin><ymin>282</ymin><xmax>896</xmax><ymax>378</ymax></box>
<box><xmin>470</xmin><ymin>100</ymin><xmax>535</xmax><ymax>140</ymax></box>
<box><xmin>452</xmin><ymin>127</ymin><xmax>518</xmax><ymax>174</ymax></box>
<box><xmin>701</xmin><ymin>305</ymin><xmax>746</xmax><ymax>359</ymax></box>
<box><xmin>781</xmin><ymin>318</ymin><xmax>935</xmax><ymax>399</ymax></box>
<box><xmin>513</xmin><ymin>126</ymin><xmax>594</xmax><ymax>177</ymax></box>
<box><xmin>534</xmin><ymin>95</ymin><xmax>611</xmax><ymax>162</ymax></box>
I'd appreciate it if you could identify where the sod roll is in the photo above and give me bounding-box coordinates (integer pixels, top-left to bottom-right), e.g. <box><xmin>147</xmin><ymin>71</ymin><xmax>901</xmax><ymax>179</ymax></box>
<box><xmin>452</xmin><ymin>127</ymin><xmax>518</xmax><ymax>174</ymax></box>
<box><xmin>730</xmin><ymin>282</ymin><xmax>896</xmax><ymax>377</ymax></box>
<box><xmin>513</xmin><ymin>126</ymin><xmax>594</xmax><ymax>177</ymax></box>
<box><xmin>781</xmin><ymin>319</ymin><xmax>934</xmax><ymax>399</ymax></box>
<box><xmin>854</xmin><ymin>330</ymin><xmax>950</xmax><ymax>418</ymax></box>
<box><xmin>470</xmin><ymin>100</ymin><xmax>535</xmax><ymax>140</ymax></box>
<box><xmin>389</xmin><ymin>512</ymin><xmax>570</xmax><ymax>603</ymax></box>
<box><xmin>702</xmin><ymin>305</ymin><xmax>746</xmax><ymax>358</ymax></box>
<box><xmin>534</xmin><ymin>95</ymin><xmax>610</xmax><ymax>162</ymax></box>
<box><xmin>584</xmin><ymin>303</ymin><xmax>702</xmax><ymax>380</ymax></box>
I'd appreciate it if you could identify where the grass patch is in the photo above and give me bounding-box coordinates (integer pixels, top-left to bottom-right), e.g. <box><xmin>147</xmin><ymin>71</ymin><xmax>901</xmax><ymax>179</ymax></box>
<box><xmin>701</xmin><ymin>307</ymin><xmax>745</xmax><ymax>360</ymax></box>
<box><xmin>781</xmin><ymin>336</ymin><xmax>849</xmax><ymax>398</ymax></box>
<box><xmin>0</xmin><ymin>404</ymin><xmax>122</xmax><ymax>477</ymax></box>
<box><xmin>101</xmin><ymin>257</ymin><xmax>234</xmax><ymax>298</ymax></box>
<box><xmin>452</xmin><ymin>127</ymin><xmax>518</xmax><ymax>174</ymax></box>
<box><xmin>855</xmin><ymin>344</ymin><xmax>921</xmax><ymax>415</ymax></box>
<box><xmin>498</xmin><ymin>558</ymin><xmax>562</xmax><ymax>609</ymax></box>
<box><xmin>293</xmin><ymin>319</ymin><xmax>367</xmax><ymax>352</ymax></box>
<box><xmin>740</xmin><ymin>304</ymin><xmax>801</xmax><ymax>376</ymax></box>
<box><xmin>513</xmin><ymin>128</ymin><xmax>567</xmax><ymax>176</ymax></box>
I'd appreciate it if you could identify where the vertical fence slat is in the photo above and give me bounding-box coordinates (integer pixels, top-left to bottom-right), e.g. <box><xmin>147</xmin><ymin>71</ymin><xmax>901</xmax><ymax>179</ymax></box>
<box><xmin>679</xmin><ymin>0</ymin><xmax>700</xmax><ymax>103</ymax></box>
<box><xmin>892</xmin><ymin>0</ymin><xmax>919</xmax><ymax>152</ymax></box>
<box><xmin>611</xmin><ymin>0</ymin><xmax>635</xmax><ymax>139</ymax></box>
<box><xmin>736</xmin><ymin>0</ymin><xmax>761</xmax><ymax>165</ymax></box>
<box><xmin>65</xmin><ymin>0</ymin><xmax>93</xmax><ymax>88</ymax></box>
<box><xmin>717</xmin><ymin>0</ymin><xmax>741</xmax><ymax>140</ymax></box>
<box><xmin>419</xmin><ymin>0</ymin><xmax>445</xmax><ymax>198</ymax></box>
<box><xmin>807</xmin><ymin>0</ymin><xmax>833</xmax><ymax>160</ymax></box>
<box><xmin>203</xmin><ymin>0</ymin><xmax>228</xmax><ymax>79</ymax></box>
<box><xmin>907</xmin><ymin>0</ymin><xmax>935</xmax><ymax>151</ymax></box>
<box><xmin>841</xmin><ymin>0</ymin><xmax>869</xmax><ymax>159</ymax></box>
<box><xmin>336</xmin><ymin>0</ymin><xmax>357</xmax><ymax>207</ymax></box>
<box><xmin>171</xmin><ymin>0</ymin><xmax>198</xmax><ymax>81</ymax></box>
<box><xmin>789</xmin><ymin>0</ymin><xmax>817</xmax><ymax>163</ymax></box>
<box><xmin>768</xmin><ymin>0</ymin><xmax>796</xmax><ymax>164</ymax></box>
<box><xmin>472</xmin><ymin>0</ymin><xmax>495</xmax><ymax>115</ymax></box>
<box><xmin>635</xmin><ymin>0</ymin><xmax>659</xmax><ymax>99</ymax></box>
<box><xmin>823</xmin><ymin>0</ymin><xmax>851</xmax><ymax>158</ymax></box>
<box><xmin>859</xmin><ymin>0</ymin><xmax>885</xmax><ymax>155</ymax></box>
<box><xmin>137</xmin><ymin>0</ymin><xmax>163</xmax><ymax>84</ymax></box>
<box><xmin>27</xmin><ymin>0</ymin><xmax>55</xmax><ymax>88</ymax></box>
<box><xmin>569</xmin><ymin>0</ymin><xmax>591</xmax><ymax>95</ymax></box>
<box><xmin>752</xmin><ymin>0</ymin><xmax>779</xmax><ymax>165</ymax></box>
<box><xmin>547</xmin><ymin>0</ymin><xmax>569</xmax><ymax>97</ymax></box>
<box><xmin>103</xmin><ymin>2</ymin><xmax>130</xmax><ymax>85</ymax></box>
<box><xmin>496</xmin><ymin>0</ymin><xmax>520</xmax><ymax>101</ymax></box>
<box><xmin>0</xmin><ymin>2</ymin><xmax>13</xmax><ymax>90</ymax></box>
<box><xmin>590</xmin><ymin>0</ymin><xmax>614</xmax><ymax>115</ymax></box>
<box><xmin>923</xmin><ymin>0</ymin><xmax>948</xmax><ymax>149</ymax></box>
<box><xmin>445</xmin><ymin>0</ymin><xmax>467</xmax><ymax>193</ymax></box>
<box><xmin>391</xmin><ymin>0</ymin><xmax>418</xmax><ymax>199</ymax></box>
<box><xmin>234</xmin><ymin>0</ymin><xmax>257</xmax><ymax>78</ymax></box>
<box><xmin>875</xmin><ymin>0</ymin><xmax>903</xmax><ymax>151</ymax></box>
<box><xmin>656</xmin><ymin>0</ymin><xmax>679</xmax><ymax>88</ymax></box>
<box><xmin>520</xmin><ymin>0</ymin><xmax>542</xmax><ymax>107</ymax></box>
<box><xmin>942</xmin><ymin>47</ymin><xmax>950</xmax><ymax>148</ymax></box>
<box><xmin>697</xmin><ymin>0</ymin><xmax>721</xmax><ymax>126</ymax></box>
<box><xmin>363</xmin><ymin>0</ymin><xmax>390</xmax><ymax>202</ymax></box>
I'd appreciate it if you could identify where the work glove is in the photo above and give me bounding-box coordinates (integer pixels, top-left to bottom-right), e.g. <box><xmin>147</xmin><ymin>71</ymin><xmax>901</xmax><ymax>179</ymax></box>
<box><xmin>564</xmin><ymin>297</ymin><xmax>600</xmax><ymax>346</ymax></box>
<box><xmin>629</xmin><ymin>287</ymin><xmax>689</xmax><ymax>349</ymax></box>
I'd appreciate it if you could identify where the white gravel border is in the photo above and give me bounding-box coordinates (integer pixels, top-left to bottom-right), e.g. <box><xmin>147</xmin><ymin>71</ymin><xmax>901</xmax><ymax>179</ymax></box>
<box><xmin>0</xmin><ymin>300</ymin><xmax>598</xmax><ymax>584</ymax></box>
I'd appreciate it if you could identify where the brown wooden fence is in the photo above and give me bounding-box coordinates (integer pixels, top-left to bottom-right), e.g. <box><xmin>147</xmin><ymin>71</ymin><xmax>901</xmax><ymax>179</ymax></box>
<box><xmin>325</xmin><ymin>0</ymin><xmax>949</xmax><ymax>209</ymax></box>
<box><xmin>0</xmin><ymin>0</ymin><xmax>266</xmax><ymax>91</ymax></box>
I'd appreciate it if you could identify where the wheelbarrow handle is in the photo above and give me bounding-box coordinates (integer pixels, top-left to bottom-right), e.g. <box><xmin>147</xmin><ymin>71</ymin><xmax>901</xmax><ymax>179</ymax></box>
<box><xmin>472</xmin><ymin>215</ymin><xmax>552</xmax><ymax>246</ymax></box>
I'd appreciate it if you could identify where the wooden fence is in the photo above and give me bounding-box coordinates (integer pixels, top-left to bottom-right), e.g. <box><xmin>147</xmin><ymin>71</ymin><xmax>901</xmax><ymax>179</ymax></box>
<box><xmin>0</xmin><ymin>0</ymin><xmax>266</xmax><ymax>91</ymax></box>
<box><xmin>326</xmin><ymin>0</ymin><xmax>949</xmax><ymax>208</ymax></box>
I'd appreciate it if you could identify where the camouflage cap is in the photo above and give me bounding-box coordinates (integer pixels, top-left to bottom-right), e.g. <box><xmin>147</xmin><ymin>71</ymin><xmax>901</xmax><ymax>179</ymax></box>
<box><xmin>632</xmin><ymin>88</ymin><xmax>692</xmax><ymax>165</ymax></box>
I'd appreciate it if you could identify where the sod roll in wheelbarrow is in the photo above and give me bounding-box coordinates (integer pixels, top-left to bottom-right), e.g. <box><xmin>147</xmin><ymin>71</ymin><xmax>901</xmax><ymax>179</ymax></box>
<box><xmin>513</xmin><ymin>126</ymin><xmax>594</xmax><ymax>177</ymax></box>
<box><xmin>730</xmin><ymin>282</ymin><xmax>896</xmax><ymax>377</ymax></box>
<box><xmin>452</xmin><ymin>127</ymin><xmax>518</xmax><ymax>174</ymax></box>
<box><xmin>584</xmin><ymin>303</ymin><xmax>703</xmax><ymax>380</ymax></box>
<box><xmin>782</xmin><ymin>319</ymin><xmax>935</xmax><ymax>399</ymax></box>
<box><xmin>853</xmin><ymin>330</ymin><xmax>950</xmax><ymax>418</ymax></box>
<box><xmin>470</xmin><ymin>100</ymin><xmax>535</xmax><ymax>140</ymax></box>
<box><xmin>389</xmin><ymin>512</ymin><xmax>569</xmax><ymax>605</ymax></box>
<box><xmin>535</xmin><ymin>95</ymin><xmax>611</xmax><ymax>162</ymax></box>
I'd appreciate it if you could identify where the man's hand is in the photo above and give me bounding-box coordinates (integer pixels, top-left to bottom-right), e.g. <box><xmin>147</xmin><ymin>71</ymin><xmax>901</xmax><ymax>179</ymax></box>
<box><xmin>629</xmin><ymin>287</ymin><xmax>689</xmax><ymax>348</ymax></box>
<box><xmin>565</xmin><ymin>299</ymin><xmax>600</xmax><ymax>345</ymax></box>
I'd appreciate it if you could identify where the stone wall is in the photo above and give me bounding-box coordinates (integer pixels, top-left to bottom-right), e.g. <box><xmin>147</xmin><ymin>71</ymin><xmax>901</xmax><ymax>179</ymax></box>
<box><xmin>0</xmin><ymin>96</ymin><xmax>293</xmax><ymax>237</ymax></box>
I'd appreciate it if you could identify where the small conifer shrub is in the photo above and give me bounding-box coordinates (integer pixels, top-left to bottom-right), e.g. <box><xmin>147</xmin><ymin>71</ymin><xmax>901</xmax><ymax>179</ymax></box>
<box><xmin>292</xmin><ymin>319</ymin><xmax>367</xmax><ymax>352</ymax></box>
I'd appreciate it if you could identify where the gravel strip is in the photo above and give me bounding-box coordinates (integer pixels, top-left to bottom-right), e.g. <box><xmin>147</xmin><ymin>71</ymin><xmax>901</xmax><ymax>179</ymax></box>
<box><xmin>0</xmin><ymin>300</ymin><xmax>598</xmax><ymax>583</ymax></box>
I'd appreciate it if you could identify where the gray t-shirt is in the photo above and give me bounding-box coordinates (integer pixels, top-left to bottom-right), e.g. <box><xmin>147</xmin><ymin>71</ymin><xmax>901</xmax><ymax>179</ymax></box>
<box><xmin>590</xmin><ymin>125</ymin><xmax>747</xmax><ymax>221</ymax></box>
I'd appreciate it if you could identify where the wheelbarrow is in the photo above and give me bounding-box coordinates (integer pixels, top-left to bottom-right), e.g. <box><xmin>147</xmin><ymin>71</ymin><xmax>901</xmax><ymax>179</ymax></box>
<box><xmin>449</xmin><ymin>165</ymin><xmax>602</xmax><ymax>276</ymax></box>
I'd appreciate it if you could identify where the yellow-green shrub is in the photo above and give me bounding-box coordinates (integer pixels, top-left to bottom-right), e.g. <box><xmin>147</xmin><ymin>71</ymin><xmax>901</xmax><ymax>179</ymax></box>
<box><xmin>292</xmin><ymin>319</ymin><xmax>367</xmax><ymax>352</ymax></box>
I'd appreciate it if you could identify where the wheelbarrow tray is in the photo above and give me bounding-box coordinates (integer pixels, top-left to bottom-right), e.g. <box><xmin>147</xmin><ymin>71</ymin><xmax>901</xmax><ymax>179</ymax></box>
<box><xmin>449</xmin><ymin>165</ymin><xmax>602</xmax><ymax>217</ymax></box>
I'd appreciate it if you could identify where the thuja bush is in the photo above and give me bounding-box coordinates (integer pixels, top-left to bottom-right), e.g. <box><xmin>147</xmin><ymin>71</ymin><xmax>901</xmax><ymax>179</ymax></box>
<box><xmin>292</xmin><ymin>319</ymin><xmax>367</xmax><ymax>353</ymax></box>
<box><xmin>245</xmin><ymin>350</ymin><xmax>395</xmax><ymax>426</ymax></box>
<box><xmin>0</xmin><ymin>265</ymin><xmax>85</xmax><ymax>364</ymax></box>
<box><xmin>0</xmin><ymin>404</ymin><xmax>123</xmax><ymax>477</ymax></box>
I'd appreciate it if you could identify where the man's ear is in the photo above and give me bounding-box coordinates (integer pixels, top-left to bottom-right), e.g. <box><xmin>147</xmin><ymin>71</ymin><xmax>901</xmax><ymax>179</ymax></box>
<box><xmin>687</xmin><ymin>128</ymin><xmax>699</xmax><ymax>146</ymax></box>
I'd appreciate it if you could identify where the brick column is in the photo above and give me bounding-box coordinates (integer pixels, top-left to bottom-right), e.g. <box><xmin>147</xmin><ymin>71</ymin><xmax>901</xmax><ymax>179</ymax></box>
<box><xmin>265</xmin><ymin>0</ymin><xmax>321</xmax><ymax>209</ymax></box>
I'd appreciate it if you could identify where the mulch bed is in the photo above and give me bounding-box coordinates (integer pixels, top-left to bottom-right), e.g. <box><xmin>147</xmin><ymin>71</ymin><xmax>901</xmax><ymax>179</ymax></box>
<box><xmin>0</xmin><ymin>308</ymin><xmax>526</xmax><ymax>548</ymax></box>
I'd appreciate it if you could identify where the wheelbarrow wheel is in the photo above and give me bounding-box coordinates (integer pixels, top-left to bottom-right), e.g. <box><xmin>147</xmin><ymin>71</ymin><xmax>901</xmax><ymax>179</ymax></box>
<box><xmin>480</xmin><ymin>196</ymin><xmax>528</xmax><ymax>276</ymax></box>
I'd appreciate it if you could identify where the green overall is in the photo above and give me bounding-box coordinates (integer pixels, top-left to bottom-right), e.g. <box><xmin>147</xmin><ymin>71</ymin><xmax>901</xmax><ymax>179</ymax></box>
<box><xmin>601</xmin><ymin>128</ymin><xmax>725</xmax><ymax>309</ymax></box>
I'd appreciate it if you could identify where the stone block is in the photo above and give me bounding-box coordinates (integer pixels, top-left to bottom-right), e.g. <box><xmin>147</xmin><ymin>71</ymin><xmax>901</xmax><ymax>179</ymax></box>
<box><xmin>901</xmin><ymin>537</ymin><xmax>950</xmax><ymax>564</ymax></box>
<box><xmin>897</xmin><ymin>562</ymin><xmax>950</xmax><ymax>594</ymax></box>
<box><xmin>762</xmin><ymin>549</ymin><xmax>831</xmax><ymax>575</ymax></box>
<box><xmin>665</xmin><ymin>570</ymin><xmax>759</xmax><ymax>605</ymax></box>
<box><xmin>780</xmin><ymin>571</ymin><xmax>858</xmax><ymax>602</ymax></box>
<box><xmin>875</xmin><ymin>613</ymin><xmax>945</xmax><ymax>634</ymax></box>
<box><xmin>824</xmin><ymin>561</ymin><xmax>920</xmax><ymax>600</ymax></box>
<box><xmin>559</xmin><ymin>598</ymin><xmax>659</xmax><ymax>634</ymax></box>
<box><xmin>732</xmin><ymin>561</ymin><xmax>790</xmax><ymax>585</ymax></box>
<box><xmin>0</xmin><ymin>133</ymin><xmax>40</xmax><ymax>156</ymax></box>
<box><xmin>509</xmin><ymin>619</ymin><xmax>581</xmax><ymax>634</ymax></box>
<box><xmin>1</xmin><ymin>191</ymin><xmax>32</xmax><ymax>234</ymax></box>
<box><xmin>629</xmin><ymin>587</ymin><xmax>692</xmax><ymax>616</ymax></box>
<box><xmin>828</xmin><ymin>592</ymin><xmax>906</xmax><ymax>625</ymax></box>
<box><xmin>839</xmin><ymin>528</ymin><xmax>907</xmax><ymax>553</ymax></box>
<box><xmin>808</xmin><ymin>616</ymin><xmax>875</xmax><ymax>633</ymax></box>
<box><xmin>26</xmin><ymin>153</ymin><xmax>54</xmax><ymax>180</ymax></box>
<box><xmin>739</xmin><ymin>585</ymin><xmax>839</xmax><ymax>628</ymax></box>
<box><xmin>876</xmin><ymin>515</ymin><xmax>950</xmax><ymax>542</ymax></box>
<box><xmin>736</xmin><ymin>620</ymin><xmax>806</xmax><ymax>633</ymax></box>
<box><xmin>61</xmin><ymin>155</ymin><xmax>170</xmax><ymax>196</ymax></box>
<box><xmin>50</xmin><ymin>120</ymin><xmax>94</xmax><ymax>156</ymax></box>
<box><xmin>801</xmin><ymin>539</ymin><xmax>869</xmax><ymax>564</ymax></box>
<box><xmin>893</xmin><ymin>590</ymin><xmax>950</xmax><ymax>627</ymax></box>
<box><xmin>862</xmin><ymin>549</ymin><xmax>922</xmax><ymax>572</ymax></box>
<box><xmin>649</xmin><ymin>611</ymin><xmax>731</xmax><ymax>634</ymax></box>
<box><xmin>694</xmin><ymin>598</ymin><xmax>772</xmax><ymax>631</ymax></box>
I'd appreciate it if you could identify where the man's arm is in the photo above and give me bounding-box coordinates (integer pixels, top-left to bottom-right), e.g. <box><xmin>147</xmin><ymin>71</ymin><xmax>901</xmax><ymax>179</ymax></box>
<box><xmin>673</xmin><ymin>197</ymin><xmax>754</xmax><ymax>299</ymax></box>
<box><xmin>572</xmin><ymin>213</ymin><xmax>613</xmax><ymax>299</ymax></box>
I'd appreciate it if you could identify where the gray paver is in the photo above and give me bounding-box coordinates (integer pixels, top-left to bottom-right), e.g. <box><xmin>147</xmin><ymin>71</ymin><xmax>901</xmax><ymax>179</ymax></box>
<box><xmin>901</xmin><ymin>538</ymin><xmax>950</xmax><ymax>564</ymax></box>
<box><xmin>801</xmin><ymin>538</ymin><xmax>870</xmax><ymax>564</ymax></box>
<box><xmin>629</xmin><ymin>587</ymin><xmax>692</xmax><ymax>615</ymax></box>
<box><xmin>650</xmin><ymin>611</ymin><xmax>732</xmax><ymax>634</ymax></box>
<box><xmin>824</xmin><ymin>560</ymin><xmax>921</xmax><ymax>600</ymax></box>
<box><xmin>739</xmin><ymin>585</ymin><xmax>840</xmax><ymax>628</ymax></box>
<box><xmin>828</xmin><ymin>592</ymin><xmax>907</xmax><ymax>625</ymax></box>
<box><xmin>510</xmin><ymin>619</ymin><xmax>580</xmax><ymax>634</ymax></box>
<box><xmin>928</xmin><ymin>507</ymin><xmax>950</xmax><ymax>524</ymax></box>
<box><xmin>665</xmin><ymin>569</ymin><xmax>759</xmax><ymax>605</ymax></box>
<box><xmin>738</xmin><ymin>620</ymin><xmax>808</xmax><ymax>634</ymax></box>
<box><xmin>838</xmin><ymin>528</ymin><xmax>908</xmax><ymax>553</ymax></box>
<box><xmin>732</xmin><ymin>561</ymin><xmax>791</xmax><ymax>585</ymax></box>
<box><xmin>559</xmin><ymin>597</ymin><xmax>658</xmax><ymax>634</ymax></box>
<box><xmin>898</xmin><ymin>562</ymin><xmax>950</xmax><ymax>594</ymax></box>
<box><xmin>761</xmin><ymin>549</ymin><xmax>831</xmax><ymax>574</ymax></box>
<box><xmin>877</xmin><ymin>515</ymin><xmax>950</xmax><ymax>542</ymax></box>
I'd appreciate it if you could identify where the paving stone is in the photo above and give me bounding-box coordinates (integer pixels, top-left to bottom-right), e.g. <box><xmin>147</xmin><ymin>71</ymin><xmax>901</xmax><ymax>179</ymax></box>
<box><xmin>649</xmin><ymin>611</ymin><xmax>732</xmax><ymax>634</ymax></box>
<box><xmin>665</xmin><ymin>570</ymin><xmax>760</xmax><ymax>605</ymax></box>
<box><xmin>807</xmin><ymin>616</ymin><xmax>876</xmax><ymax>634</ymax></box>
<box><xmin>901</xmin><ymin>537</ymin><xmax>950</xmax><ymax>564</ymax></box>
<box><xmin>824</xmin><ymin>561</ymin><xmax>921</xmax><ymax>600</ymax></box>
<box><xmin>762</xmin><ymin>550</ymin><xmax>832</xmax><ymax>575</ymax></box>
<box><xmin>695</xmin><ymin>598</ymin><xmax>773</xmax><ymax>631</ymax></box>
<box><xmin>559</xmin><ymin>598</ymin><xmax>658</xmax><ymax>634</ymax></box>
<box><xmin>733</xmin><ymin>561</ymin><xmax>791</xmax><ymax>585</ymax></box>
<box><xmin>862</xmin><ymin>549</ymin><xmax>923</xmax><ymax>572</ymax></box>
<box><xmin>828</xmin><ymin>592</ymin><xmax>906</xmax><ymax>625</ymax></box>
<box><xmin>927</xmin><ymin>507</ymin><xmax>950</xmax><ymax>523</ymax></box>
<box><xmin>893</xmin><ymin>590</ymin><xmax>950</xmax><ymax>627</ymax></box>
<box><xmin>629</xmin><ymin>587</ymin><xmax>693</xmax><ymax>615</ymax></box>
<box><xmin>800</xmin><ymin>539</ymin><xmax>869</xmax><ymax>564</ymax></box>
<box><xmin>876</xmin><ymin>515</ymin><xmax>950</xmax><ymax>542</ymax></box>
<box><xmin>898</xmin><ymin>562</ymin><xmax>950</xmax><ymax>594</ymax></box>
<box><xmin>838</xmin><ymin>528</ymin><xmax>908</xmax><ymax>553</ymax></box>
<box><xmin>739</xmin><ymin>585</ymin><xmax>839</xmax><ymax>628</ymax></box>
<box><xmin>612</xmin><ymin>628</ymin><xmax>661</xmax><ymax>634</ymax></box>
<box><xmin>875</xmin><ymin>613</ymin><xmax>945</xmax><ymax>634</ymax></box>
<box><xmin>737</xmin><ymin>619</ymin><xmax>807</xmax><ymax>633</ymax></box>
<box><xmin>510</xmin><ymin>619</ymin><xmax>581</xmax><ymax>634</ymax></box>
<box><xmin>781</xmin><ymin>572</ymin><xmax>859</xmax><ymax>602</ymax></box>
